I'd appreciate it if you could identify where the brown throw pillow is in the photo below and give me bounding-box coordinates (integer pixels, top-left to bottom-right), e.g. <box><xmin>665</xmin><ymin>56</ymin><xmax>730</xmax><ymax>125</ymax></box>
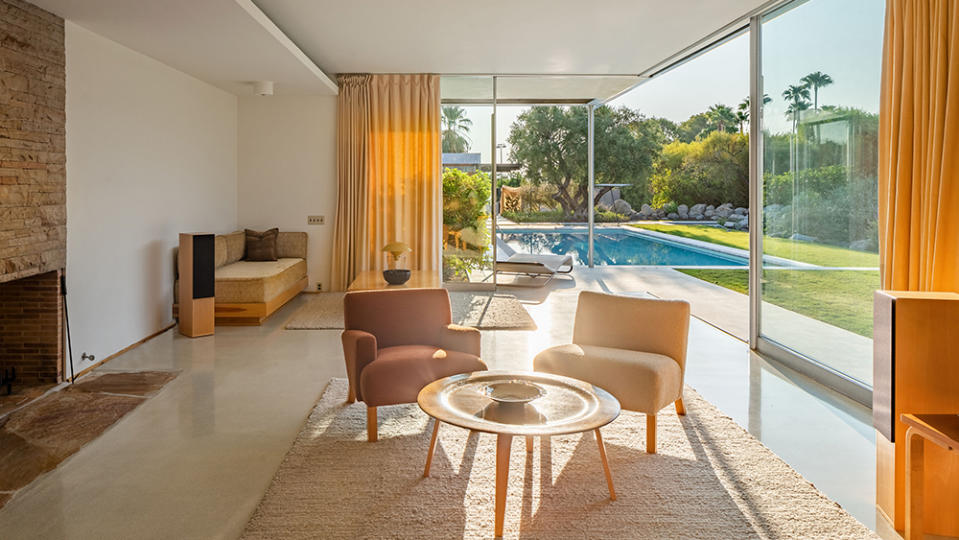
<box><xmin>244</xmin><ymin>228</ymin><xmax>279</xmax><ymax>261</ymax></box>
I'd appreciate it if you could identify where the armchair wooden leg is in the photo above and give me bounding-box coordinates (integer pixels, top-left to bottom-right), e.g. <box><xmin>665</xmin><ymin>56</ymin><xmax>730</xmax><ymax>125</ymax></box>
<box><xmin>646</xmin><ymin>414</ymin><xmax>657</xmax><ymax>454</ymax></box>
<box><xmin>367</xmin><ymin>406</ymin><xmax>377</xmax><ymax>442</ymax></box>
<box><xmin>675</xmin><ymin>398</ymin><xmax>686</xmax><ymax>416</ymax></box>
<box><xmin>346</xmin><ymin>383</ymin><xmax>356</xmax><ymax>404</ymax></box>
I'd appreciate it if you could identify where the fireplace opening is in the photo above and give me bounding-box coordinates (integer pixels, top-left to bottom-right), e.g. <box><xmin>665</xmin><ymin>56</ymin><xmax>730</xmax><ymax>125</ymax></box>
<box><xmin>0</xmin><ymin>270</ymin><xmax>65</xmax><ymax>394</ymax></box>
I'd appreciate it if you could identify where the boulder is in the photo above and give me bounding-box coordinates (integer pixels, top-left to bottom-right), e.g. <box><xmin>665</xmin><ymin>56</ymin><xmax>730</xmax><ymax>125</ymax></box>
<box><xmin>790</xmin><ymin>233</ymin><xmax>818</xmax><ymax>242</ymax></box>
<box><xmin>734</xmin><ymin>207</ymin><xmax>748</xmax><ymax>215</ymax></box>
<box><xmin>706</xmin><ymin>204</ymin><xmax>716</xmax><ymax>212</ymax></box>
<box><xmin>690</xmin><ymin>212</ymin><xmax>704</xmax><ymax>220</ymax></box>
<box><xmin>723</xmin><ymin>220</ymin><xmax>739</xmax><ymax>228</ymax></box>
<box><xmin>667</xmin><ymin>212</ymin><xmax>680</xmax><ymax>220</ymax></box>
<box><xmin>690</xmin><ymin>203</ymin><xmax>706</xmax><ymax>215</ymax></box>
<box><xmin>677</xmin><ymin>204</ymin><xmax>689</xmax><ymax>219</ymax></box>
<box><xmin>714</xmin><ymin>205</ymin><xmax>733</xmax><ymax>219</ymax></box>
<box><xmin>849</xmin><ymin>239</ymin><xmax>871</xmax><ymax>251</ymax></box>
<box><xmin>612</xmin><ymin>199</ymin><xmax>633</xmax><ymax>215</ymax></box>
<box><xmin>704</xmin><ymin>209</ymin><xmax>715</xmax><ymax>218</ymax></box>
<box><xmin>596</xmin><ymin>187</ymin><xmax>621</xmax><ymax>208</ymax></box>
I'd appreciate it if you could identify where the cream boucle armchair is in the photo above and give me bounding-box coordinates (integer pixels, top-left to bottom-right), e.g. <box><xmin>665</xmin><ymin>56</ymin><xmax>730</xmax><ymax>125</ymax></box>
<box><xmin>534</xmin><ymin>291</ymin><xmax>691</xmax><ymax>453</ymax></box>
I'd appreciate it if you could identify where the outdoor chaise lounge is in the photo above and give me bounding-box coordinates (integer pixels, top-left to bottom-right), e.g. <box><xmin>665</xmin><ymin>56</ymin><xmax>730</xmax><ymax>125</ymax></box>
<box><xmin>495</xmin><ymin>237</ymin><xmax>574</xmax><ymax>286</ymax></box>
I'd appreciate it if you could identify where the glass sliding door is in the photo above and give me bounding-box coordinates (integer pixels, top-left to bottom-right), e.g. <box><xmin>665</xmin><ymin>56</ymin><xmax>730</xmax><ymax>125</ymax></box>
<box><xmin>757</xmin><ymin>0</ymin><xmax>884</xmax><ymax>388</ymax></box>
<box><xmin>440</xmin><ymin>77</ymin><xmax>495</xmax><ymax>285</ymax></box>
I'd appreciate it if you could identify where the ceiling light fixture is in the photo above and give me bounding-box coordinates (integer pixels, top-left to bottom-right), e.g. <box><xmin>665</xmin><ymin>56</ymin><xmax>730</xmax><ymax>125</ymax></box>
<box><xmin>253</xmin><ymin>81</ymin><xmax>274</xmax><ymax>96</ymax></box>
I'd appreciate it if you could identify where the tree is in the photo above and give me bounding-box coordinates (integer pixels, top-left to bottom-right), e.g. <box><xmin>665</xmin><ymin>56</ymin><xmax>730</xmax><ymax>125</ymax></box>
<box><xmin>649</xmin><ymin>131</ymin><xmax>750</xmax><ymax>207</ymax></box>
<box><xmin>441</xmin><ymin>106</ymin><xmax>472</xmax><ymax>153</ymax></box>
<box><xmin>736</xmin><ymin>94</ymin><xmax>772</xmax><ymax>133</ymax></box>
<box><xmin>707</xmin><ymin>104</ymin><xmax>738</xmax><ymax>134</ymax></box>
<box><xmin>783</xmin><ymin>84</ymin><xmax>811</xmax><ymax>132</ymax></box>
<box><xmin>507</xmin><ymin>106</ymin><xmax>662</xmax><ymax>218</ymax></box>
<box><xmin>675</xmin><ymin>112</ymin><xmax>713</xmax><ymax>142</ymax></box>
<box><xmin>801</xmin><ymin>71</ymin><xmax>834</xmax><ymax>110</ymax></box>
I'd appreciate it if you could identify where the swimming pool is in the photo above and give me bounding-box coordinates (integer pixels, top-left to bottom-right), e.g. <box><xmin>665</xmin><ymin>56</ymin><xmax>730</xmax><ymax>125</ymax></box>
<box><xmin>499</xmin><ymin>228</ymin><xmax>749</xmax><ymax>266</ymax></box>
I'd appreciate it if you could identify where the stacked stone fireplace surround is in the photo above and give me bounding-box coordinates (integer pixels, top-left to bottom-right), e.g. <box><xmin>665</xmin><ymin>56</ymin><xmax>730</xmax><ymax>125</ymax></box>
<box><xmin>0</xmin><ymin>0</ymin><xmax>67</xmax><ymax>386</ymax></box>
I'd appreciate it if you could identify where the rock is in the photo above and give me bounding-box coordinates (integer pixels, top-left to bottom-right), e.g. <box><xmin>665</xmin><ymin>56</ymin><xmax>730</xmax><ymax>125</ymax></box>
<box><xmin>596</xmin><ymin>187</ymin><xmax>621</xmax><ymax>208</ymax></box>
<box><xmin>612</xmin><ymin>199</ymin><xmax>633</xmax><ymax>215</ymax></box>
<box><xmin>849</xmin><ymin>239</ymin><xmax>871</xmax><ymax>251</ymax></box>
<box><xmin>723</xmin><ymin>220</ymin><xmax>739</xmax><ymax>228</ymax></box>
<box><xmin>765</xmin><ymin>204</ymin><xmax>783</xmax><ymax>214</ymax></box>
<box><xmin>790</xmin><ymin>233</ymin><xmax>818</xmax><ymax>242</ymax></box>
<box><xmin>704</xmin><ymin>209</ymin><xmax>715</xmax><ymax>218</ymax></box>
<box><xmin>690</xmin><ymin>203</ymin><xmax>706</xmax><ymax>215</ymax></box>
<box><xmin>667</xmin><ymin>212</ymin><xmax>680</xmax><ymax>220</ymax></box>
<box><xmin>725</xmin><ymin>213</ymin><xmax>744</xmax><ymax>222</ymax></box>
<box><xmin>714</xmin><ymin>206</ymin><xmax>732</xmax><ymax>219</ymax></box>
<box><xmin>677</xmin><ymin>204</ymin><xmax>689</xmax><ymax>219</ymax></box>
<box><xmin>690</xmin><ymin>212</ymin><xmax>704</xmax><ymax>220</ymax></box>
<box><xmin>706</xmin><ymin>204</ymin><xmax>716</xmax><ymax>212</ymax></box>
<box><xmin>596</xmin><ymin>203</ymin><xmax>611</xmax><ymax>212</ymax></box>
<box><xmin>735</xmin><ymin>207</ymin><xmax>747</xmax><ymax>215</ymax></box>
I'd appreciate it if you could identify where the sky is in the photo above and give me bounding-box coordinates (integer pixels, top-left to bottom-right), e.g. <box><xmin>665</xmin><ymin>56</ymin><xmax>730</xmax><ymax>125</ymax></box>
<box><xmin>450</xmin><ymin>0</ymin><xmax>885</xmax><ymax>162</ymax></box>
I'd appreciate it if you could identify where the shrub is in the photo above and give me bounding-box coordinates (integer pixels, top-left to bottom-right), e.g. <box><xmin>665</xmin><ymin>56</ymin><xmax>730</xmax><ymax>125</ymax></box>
<box><xmin>648</xmin><ymin>131</ymin><xmax>749</xmax><ymax>208</ymax></box>
<box><xmin>502</xmin><ymin>209</ymin><xmax>567</xmax><ymax>223</ymax></box>
<box><xmin>443</xmin><ymin>168</ymin><xmax>492</xmax><ymax>280</ymax></box>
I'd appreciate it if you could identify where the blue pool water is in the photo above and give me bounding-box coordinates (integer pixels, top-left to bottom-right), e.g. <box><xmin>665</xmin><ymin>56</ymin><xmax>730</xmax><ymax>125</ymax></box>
<box><xmin>500</xmin><ymin>228</ymin><xmax>748</xmax><ymax>266</ymax></box>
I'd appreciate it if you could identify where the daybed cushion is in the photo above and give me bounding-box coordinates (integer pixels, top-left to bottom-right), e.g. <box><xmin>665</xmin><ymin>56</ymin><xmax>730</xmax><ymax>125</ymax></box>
<box><xmin>214</xmin><ymin>258</ymin><xmax>306</xmax><ymax>303</ymax></box>
<box><xmin>224</xmin><ymin>231</ymin><xmax>246</xmax><ymax>265</ymax></box>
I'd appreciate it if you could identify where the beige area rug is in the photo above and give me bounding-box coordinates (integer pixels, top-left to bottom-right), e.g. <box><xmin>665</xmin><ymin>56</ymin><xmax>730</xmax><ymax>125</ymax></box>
<box><xmin>242</xmin><ymin>378</ymin><xmax>876</xmax><ymax>540</ymax></box>
<box><xmin>285</xmin><ymin>292</ymin><xmax>537</xmax><ymax>331</ymax></box>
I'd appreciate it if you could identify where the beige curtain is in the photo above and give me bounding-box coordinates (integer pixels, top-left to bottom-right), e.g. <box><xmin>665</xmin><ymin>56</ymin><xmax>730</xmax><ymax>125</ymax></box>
<box><xmin>879</xmin><ymin>0</ymin><xmax>959</xmax><ymax>291</ymax></box>
<box><xmin>330</xmin><ymin>74</ymin><xmax>441</xmax><ymax>290</ymax></box>
<box><xmin>330</xmin><ymin>74</ymin><xmax>371</xmax><ymax>291</ymax></box>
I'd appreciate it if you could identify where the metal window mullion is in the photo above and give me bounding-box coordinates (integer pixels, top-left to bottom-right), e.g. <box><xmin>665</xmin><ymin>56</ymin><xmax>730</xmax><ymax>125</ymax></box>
<box><xmin>748</xmin><ymin>15</ymin><xmax>764</xmax><ymax>348</ymax></box>
<box><xmin>587</xmin><ymin>104</ymin><xmax>595</xmax><ymax>268</ymax></box>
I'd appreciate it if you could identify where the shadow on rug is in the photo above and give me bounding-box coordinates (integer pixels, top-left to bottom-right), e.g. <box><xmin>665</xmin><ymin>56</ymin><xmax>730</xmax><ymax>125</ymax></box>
<box><xmin>285</xmin><ymin>292</ymin><xmax>537</xmax><ymax>331</ymax></box>
<box><xmin>242</xmin><ymin>378</ymin><xmax>875</xmax><ymax>539</ymax></box>
<box><xmin>0</xmin><ymin>370</ymin><xmax>178</xmax><ymax>509</ymax></box>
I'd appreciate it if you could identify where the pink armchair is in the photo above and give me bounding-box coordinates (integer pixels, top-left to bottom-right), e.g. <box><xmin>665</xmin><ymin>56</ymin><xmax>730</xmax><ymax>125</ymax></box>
<box><xmin>342</xmin><ymin>288</ymin><xmax>487</xmax><ymax>441</ymax></box>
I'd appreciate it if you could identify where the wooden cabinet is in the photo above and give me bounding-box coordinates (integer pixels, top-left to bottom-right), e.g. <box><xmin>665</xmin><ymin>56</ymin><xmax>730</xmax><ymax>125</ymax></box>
<box><xmin>874</xmin><ymin>291</ymin><xmax>959</xmax><ymax>536</ymax></box>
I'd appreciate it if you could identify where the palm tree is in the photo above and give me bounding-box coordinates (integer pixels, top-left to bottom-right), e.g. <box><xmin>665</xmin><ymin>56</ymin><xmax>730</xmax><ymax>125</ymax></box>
<box><xmin>800</xmin><ymin>71</ymin><xmax>833</xmax><ymax>110</ymax></box>
<box><xmin>441</xmin><ymin>106</ymin><xmax>472</xmax><ymax>153</ymax></box>
<box><xmin>707</xmin><ymin>104</ymin><xmax>737</xmax><ymax>133</ymax></box>
<box><xmin>736</xmin><ymin>94</ymin><xmax>772</xmax><ymax>133</ymax></box>
<box><xmin>782</xmin><ymin>85</ymin><xmax>811</xmax><ymax>132</ymax></box>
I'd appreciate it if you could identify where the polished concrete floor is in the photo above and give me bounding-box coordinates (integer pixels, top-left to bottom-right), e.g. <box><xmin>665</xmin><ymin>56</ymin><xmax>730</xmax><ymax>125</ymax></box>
<box><xmin>0</xmin><ymin>267</ymin><xmax>884</xmax><ymax>539</ymax></box>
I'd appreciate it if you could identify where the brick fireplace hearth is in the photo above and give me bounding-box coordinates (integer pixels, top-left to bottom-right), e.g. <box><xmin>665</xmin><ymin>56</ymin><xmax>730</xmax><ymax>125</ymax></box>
<box><xmin>0</xmin><ymin>270</ymin><xmax>63</xmax><ymax>384</ymax></box>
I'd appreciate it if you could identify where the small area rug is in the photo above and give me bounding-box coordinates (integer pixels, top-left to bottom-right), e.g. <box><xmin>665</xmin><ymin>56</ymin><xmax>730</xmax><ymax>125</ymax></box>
<box><xmin>285</xmin><ymin>292</ymin><xmax>537</xmax><ymax>331</ymax></box>
<box><xmin>242</xmin><ymin>378</ymin><xmax>875</xmax><ymax>539</ymax></box>
<box><xmin>0</xmin><ymin>370</ymin><xmax>178</xmax><ymax>509</ymax></box>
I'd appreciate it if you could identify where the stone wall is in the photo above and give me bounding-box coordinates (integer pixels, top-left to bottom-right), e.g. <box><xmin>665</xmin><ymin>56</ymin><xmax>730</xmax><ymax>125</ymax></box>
<box><xmin>0</xmin><ymin>0</ymin><xmax>66</xmax><ymax>284</ymax></box>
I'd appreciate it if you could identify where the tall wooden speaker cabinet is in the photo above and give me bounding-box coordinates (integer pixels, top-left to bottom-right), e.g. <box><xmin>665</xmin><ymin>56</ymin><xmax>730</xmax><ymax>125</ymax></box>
<box><xmin>874</xmin><ymin>291</ymin><xmax>959</xmax><ymax>535</ymax></box>
<box><xmin>178</xmin><ymin>233</ymin><xmax>215</xmax><ymax>338</ymax></box>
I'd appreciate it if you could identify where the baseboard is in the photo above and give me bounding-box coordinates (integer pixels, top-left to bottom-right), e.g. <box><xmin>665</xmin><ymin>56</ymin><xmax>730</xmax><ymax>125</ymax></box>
<box><xmin>70</xmin><ymin>322</ymin><xmax>176</xmax><ymax>382</ymax></box>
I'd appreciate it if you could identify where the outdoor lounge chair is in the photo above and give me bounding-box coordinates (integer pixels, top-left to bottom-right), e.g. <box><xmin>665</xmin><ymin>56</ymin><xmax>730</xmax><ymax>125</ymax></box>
<box><xmin>494</xmin><ymin>237</ymin><xmax>574</xmax><ymax>286</ymax></box>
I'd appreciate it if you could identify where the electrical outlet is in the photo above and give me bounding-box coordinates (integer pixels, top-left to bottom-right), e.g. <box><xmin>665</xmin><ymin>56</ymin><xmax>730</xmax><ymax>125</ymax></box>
<box><xmin>307</xmin><ymin>215</ymin><xmax>325</xmax><ymax>225</ymax></box>
<box><xmin>316</xmin><ymin>282</ymin><xmax>322</xmax><ymax>291</ymax></box>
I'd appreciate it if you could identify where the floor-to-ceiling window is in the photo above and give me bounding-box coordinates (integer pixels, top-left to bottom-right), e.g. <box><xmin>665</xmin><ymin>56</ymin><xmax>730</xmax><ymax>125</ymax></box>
<box><xmin>440</xmin><ymin>77</ymin><xmax>495</xmax><ymax>285</ymax></box>
<box><xmin>756</xmin><ymin>0</ymin><xmax>884</xmax><ymax>390</ymax></box>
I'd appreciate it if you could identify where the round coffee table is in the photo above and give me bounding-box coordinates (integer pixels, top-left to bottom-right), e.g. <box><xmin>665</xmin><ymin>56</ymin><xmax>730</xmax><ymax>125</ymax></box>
<box><xmin>417</xmin><ymin>370</ymin><xmax>621</xmax><ymax>537</ymax></box>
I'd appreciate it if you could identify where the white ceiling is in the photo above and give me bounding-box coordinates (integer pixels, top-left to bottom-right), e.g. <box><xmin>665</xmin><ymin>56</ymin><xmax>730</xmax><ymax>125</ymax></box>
<box><xmin>254</xmin><ymin>0</ymin><xmax>767</xmax><ymax>75</ymax></box>
<box><xmin>28</xmin><ymin>0</ymin><xmax>768</xmax><ymax>98</ymax></box>
<box><xmin>29</xmin><ymin>0</ymin><xmax>337</xmax><ymax>95</ymax></box>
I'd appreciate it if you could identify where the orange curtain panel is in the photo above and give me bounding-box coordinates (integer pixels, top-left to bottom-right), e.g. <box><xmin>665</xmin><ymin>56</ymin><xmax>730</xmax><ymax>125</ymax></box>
<box><xmin>879</xmin><ymin>0</ymin><xmax>959</xmax><ymax>291</ymax></box>
<box><xmin>330</xmin><ymin>74</ymin><xmax>441</xmax><ymax>290</ymax></box>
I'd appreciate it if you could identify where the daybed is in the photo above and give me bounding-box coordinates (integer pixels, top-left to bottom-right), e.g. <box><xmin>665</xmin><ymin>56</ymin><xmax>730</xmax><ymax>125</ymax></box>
<box><xmin>174</xmin><ymin>231</ymin><xmax>308</xmax><ymax>325</ymax></box>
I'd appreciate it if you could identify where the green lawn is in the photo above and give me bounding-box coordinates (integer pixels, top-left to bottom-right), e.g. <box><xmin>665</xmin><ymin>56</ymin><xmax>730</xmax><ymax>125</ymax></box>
<box><xmin>632</xmin><ymin>223</ymin><xmax>879</xmax><ymax>267</ymax></box>
<box><xmin>680</xmin><ymin>269</ymin><xmax>880</xmax><ymax>337</ymax></box>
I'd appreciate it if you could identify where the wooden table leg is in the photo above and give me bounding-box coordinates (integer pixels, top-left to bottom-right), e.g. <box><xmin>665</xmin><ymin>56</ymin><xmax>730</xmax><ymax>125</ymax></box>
<box><xmin>526</xmin><ymin>436</ymin><xmax>533</xmax><ymax>454</ymax></box>
<box><xmin>423</xmin><ymin>419</ymin><xmax>441</xmax><ymax>478</ymax></box>
<box><xmin>905</xmin><ymin>427</ymin><xmax>924</xmax><ymax>540</ymax></box>
<box><xmin>595</xmin><ymin>428</ymin><xmax>616</xmax><ymax>501</ymax></box>
<box><xmin>495</xmin><ymin>434</ymin><xmax>512</xmax><ymax>538</ymax></box>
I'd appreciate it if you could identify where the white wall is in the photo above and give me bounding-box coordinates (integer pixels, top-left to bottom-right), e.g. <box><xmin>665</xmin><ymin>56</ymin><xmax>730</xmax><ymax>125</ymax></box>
<box><xmin>65</xmin><ymin>22</ymin><xmax>237</xmax><ymax>370</ymax></box>
<box><xmin>237</xmin><ymin>95</ymin><xmax>337</xmax><ymax>292</ymax></box>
